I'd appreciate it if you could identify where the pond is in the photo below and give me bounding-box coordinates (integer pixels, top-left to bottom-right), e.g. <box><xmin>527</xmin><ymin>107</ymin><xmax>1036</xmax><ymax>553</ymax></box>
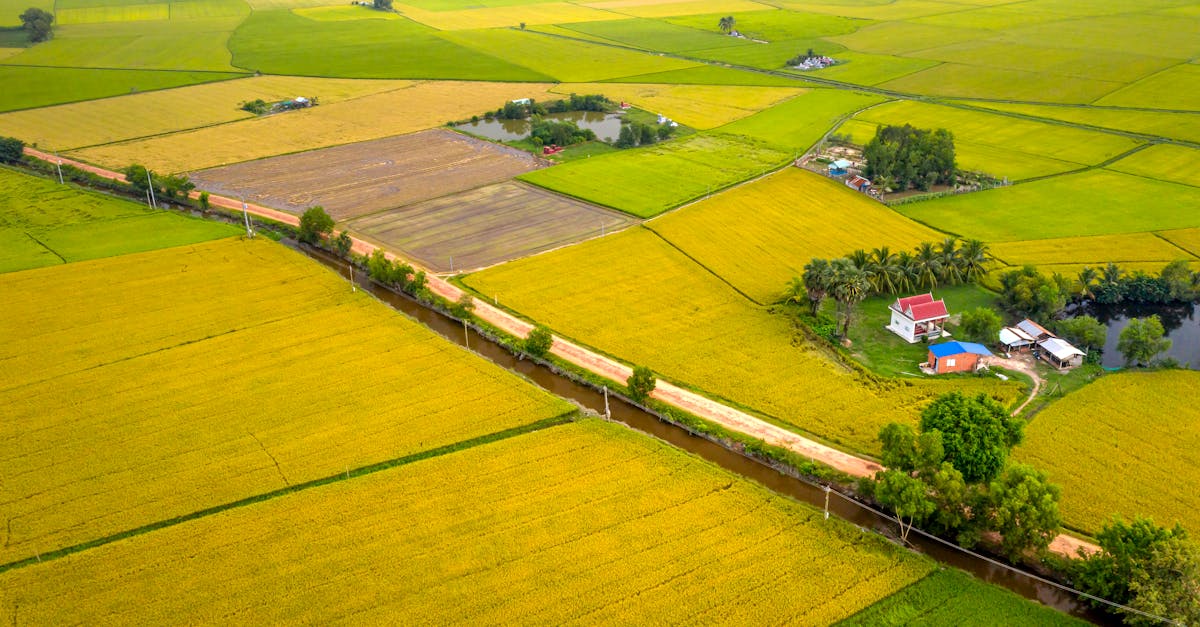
<box><xmin>453</xmin><ymin>110</ymin><xmax>625</xmax><ymax>143</ymax></box>
<box><xmin>1066</xmin><ymin>301</ymin><xmax>1200</xmax><ymax>369</ymax></box>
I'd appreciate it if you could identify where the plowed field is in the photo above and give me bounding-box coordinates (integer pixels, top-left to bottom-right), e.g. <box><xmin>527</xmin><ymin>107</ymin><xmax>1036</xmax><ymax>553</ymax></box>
<box><xmin>189</xmin><ymin>130</ymin><xmax>544</xmax><ymax>220</ymax></box>
<box><xmin>350</xmin><ymin>181</ymin><xmax>635</xmax><ymax>272</ymax></box>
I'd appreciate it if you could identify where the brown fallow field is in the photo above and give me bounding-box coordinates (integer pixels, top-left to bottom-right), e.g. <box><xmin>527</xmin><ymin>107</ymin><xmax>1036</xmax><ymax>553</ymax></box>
<box><xmin>187</xmin><ymin>129</ymin><xmax>544</xmax><ymax>221</ymax></box>
<box><xmin>350</xmin><ymin>181</ymin><xmax>636</xmax><ymax>272</ymax></box>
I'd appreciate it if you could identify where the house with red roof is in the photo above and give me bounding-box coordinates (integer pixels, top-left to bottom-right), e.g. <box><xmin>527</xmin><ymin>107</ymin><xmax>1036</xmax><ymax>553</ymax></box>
<box><xmin>886</xmin><ymin>293</ymin><xmax>950</xmax><ymax>343</ymax></box>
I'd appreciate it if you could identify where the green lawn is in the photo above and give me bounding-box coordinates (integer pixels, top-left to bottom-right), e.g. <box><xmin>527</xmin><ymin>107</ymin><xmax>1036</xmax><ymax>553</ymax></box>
<box><xmin>829</xmin><ymin>284</ymin><xmax>1000</xmax><ymax>378</ymax></box>
<box><xmin>838</xmin><ymin>569</ymin><xmax>1088</xmax><ymax>626</ymax></box>
<box><xmin>228</xmin><ymin>12</ymin><xmax>553</xmax><ymax>80</ymax></box>
<box><xmin>518</xmin><ymin>133</ymin><xmax>792</xmax><ymax>217</ymax></box>
<box><xmin>0</xmin><ymin>66</ymin><xmax>244</xmax><ymax>113</ymax></box>
<box><xmin>897</xmin><ymin>169</ymin><xmax>1200</xmax><ymax>242</ymax></box>
<box><xmin>0</xmin><ymin>167</ymin><xmax>240</xmax><ymax>273</ymax></box>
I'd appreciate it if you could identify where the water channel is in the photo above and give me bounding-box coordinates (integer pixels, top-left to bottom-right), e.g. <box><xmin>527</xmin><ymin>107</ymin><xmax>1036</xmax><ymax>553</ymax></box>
<box><xmin>453</xmin><ymin>110</ymin><xmax>626</xmax><ymax>143</ymax></box>
<box><xmin>298</xmin><ymin>244</ymin><xmax>1111</xmax><ymax>625</ymax></box>
<box><xmin>1067</xmin><ymin>301</ymin><xmax>1200</xmax><ymax>369</ymax></box>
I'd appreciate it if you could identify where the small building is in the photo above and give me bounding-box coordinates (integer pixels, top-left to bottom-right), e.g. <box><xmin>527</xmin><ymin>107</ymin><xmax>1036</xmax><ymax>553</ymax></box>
<box><xmin>998</xmin><ymin>326</ymin><xmax>1037</xmax><ymax>353</ymax></box>
<box><xmin>1037</xmin><ymin>337</ymin><xmax>1086</xmax><ymax>369</ymax></box>
<box><xmin>927</xmin><ymin>341</ymin><xmax>993</xmax><ymax>374</ymax></box>
<box><xmin>828</xmin><ymin>158</ymin><xmax>852</xmax><ymax>176</ymax></box>
<box><xmin>1016</xmin><ymin>319</ymin><xmax>1055</xmax><ymax>342</ymax></box>
<box><xmin>510</xmin><ymin>98</ymin><xmax>532</xmax><ymax>105</ymax></box>
<box><xmin>887</xmin><ymin>293</ymin><xmax>950</xmax><ymax>343</ymax></box>
<box><xmin>846</xmin><ymin>175</ymin><xmax>871</xmax><ymax>192</ymax></box>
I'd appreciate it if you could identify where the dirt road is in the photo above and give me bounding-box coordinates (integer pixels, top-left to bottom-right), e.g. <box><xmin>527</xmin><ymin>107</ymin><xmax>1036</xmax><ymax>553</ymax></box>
<box><xmin>23</xmin><ymin>148</ymin><xmax>1099</xmax><ymax>556</ymax></box>
<box><xmin>983</xmin><ymin>354</ymin><xmax>1045</xmax><ymax>416</ymax></box>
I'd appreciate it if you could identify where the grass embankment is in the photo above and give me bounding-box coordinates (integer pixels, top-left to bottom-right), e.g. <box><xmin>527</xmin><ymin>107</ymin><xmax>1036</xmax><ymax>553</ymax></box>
<box><xmin>0</xmin><ymin>237</ymin><xmax>573</xmax><ymax>563</ymax></box>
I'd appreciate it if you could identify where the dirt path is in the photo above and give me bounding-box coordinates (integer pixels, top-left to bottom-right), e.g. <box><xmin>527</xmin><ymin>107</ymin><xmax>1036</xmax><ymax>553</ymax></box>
<box><xmin>23</xmin><ymin>148</ymin><xmax>1099</xmax><ymax>557</ymax></box>
<box><xmin>982</xmin><ymin>354</ymin><xmax>1044</xmax><ymax>416</ymax></box>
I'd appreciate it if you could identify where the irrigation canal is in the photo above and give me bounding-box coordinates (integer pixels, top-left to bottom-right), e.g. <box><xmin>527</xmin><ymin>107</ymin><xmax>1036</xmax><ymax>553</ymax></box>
<box><xmin>299</xmin><ymin>244</ymin><xmax>1112</xmax><ymax>625</ymax></box>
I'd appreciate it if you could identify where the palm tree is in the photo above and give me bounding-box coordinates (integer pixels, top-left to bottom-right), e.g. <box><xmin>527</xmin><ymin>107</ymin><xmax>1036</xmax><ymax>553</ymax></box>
<box><xmin>958</xmin><ymin>239</ymin><xmax>992</xmax><ymax>283</ymax></box>
<box><xmin>895</xmin><ymin>251</ymin><xmax>918</xmax><ymax>294</ymax></box>
<box><xmin>718</xmin><ymin>15</ymin><xmax>735</xmax><ymax>34</ymax></box>
<box><xmin>1076</xmin><ymin>266</ymin><xmax>1098</xmax><ymax>300</ymax></box>
<box><xmin>914</xmin><ymin>242</ymin><xmax>942</xmax><ymax>290</ymax></box>
<box><xmin>1101</xmin><ymin>261</ymin><xmax>1123</xmax><ymax>287</ymax></box>
<box><xmin>784</xmin><ymin>276</ymin><xmax>805</xmax><ymax>305</ymax></box>
<box><xmin>937</xmin><ymin>236</ymin><xmax>962</xmax><ymax>285</ymax></box>
<box><xmin>801</xmin><ymin>258</ymin><xmax>834</xmax><ymax>315</ymax></box>
<box><xmin>831</xmin><ymin>258</ymin><xmax>872</xmax><ymax>338</ymax></box>
<box><xmin>872</xmin><ymin>246</ymin><xmax>900</xmax><ymax>295</ymax></box>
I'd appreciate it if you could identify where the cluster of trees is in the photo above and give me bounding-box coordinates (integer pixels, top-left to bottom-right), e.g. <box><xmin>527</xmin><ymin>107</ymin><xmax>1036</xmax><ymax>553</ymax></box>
<box><xmin>0</xmin><ymin>135</ymin><xmax>23</xmax><ymax>163</ymax></box>
<box><xmin>785</xmin><ymin>238</ymin><xmax>991</xmax><ymax>338</ymax></box>
<box><xmin>863</xmin><ymin>124</ymin><xmax>957</xmax><ymax>192</ymax></box>
<box><xmin>20</xmin><ymin>7</ymin><xmax>54</xmax><ymax>43</ymax></box>
<box><xmin>1077</xmin><ymin>260</ymin><xmax>1199</xmax><ymax>305</ymax></box>
<box><xmin>240</xmin><ymin>99</ymin><xmax>270</xmax><ymax>115</ymax></box>
<box><xmin>615</xmin><ymin>120</ymin><xmax>673</xmax><ymax>148</ymax></box>
<box><xmin>366</xmin><ymin>248</ymin><xmax>427</xmax><ymax>294</ymax></box>
<box><xmin>870</xmin><ymin>392</ymin><xmax>1062</xmax><ymax>561</ymax></box>
<box><xmin>494</xmin><ymin>94</ymin><xmax>612</xmax><ymax>120</ymax></box>
<box><xmin>1071</xmin><ymin>517</ymin><xmax>1200</xmax><ymax>626</ymax></box>
<box><xmin>123</xmin><ymin>164</ymin><xmax>194</xmax><ymax>203</ymax></box>
<box><xmin>529</xmin><ymin>119</ymin><xmax>594</xmax><ymax>148</ymax></box>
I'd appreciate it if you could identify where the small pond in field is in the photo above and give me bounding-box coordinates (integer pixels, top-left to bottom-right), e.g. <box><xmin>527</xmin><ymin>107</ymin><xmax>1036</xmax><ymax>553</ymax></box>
<box><xmin>453</xmin><ymin>111</ymin><xmax>625</xmax><ymax>143</ymax></box>
<box><xmin>1065</xmin><ymin>301</ymin><xmax>1200</xmax><ymax>369</ymax></box>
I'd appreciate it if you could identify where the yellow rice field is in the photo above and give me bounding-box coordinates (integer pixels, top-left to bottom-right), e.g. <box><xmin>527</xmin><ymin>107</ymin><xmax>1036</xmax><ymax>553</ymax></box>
<box><xmin>466</xmin><ymin>227</ymin><xmax>1020</xmax><ymax>455</ymax></box>
<box><xmin>1015</xmin><ymin>371</ymin><xmax>1200</xmax><ymax>535</ymax></box>
<box><xmin>0</xmin><ymin>75</ymin><xmax>409</xmax><ymax>151</ymax></box>
<box><xmin>1107</xmin><ymin>143</ymin><xmax>1200</xmax><ymax>187</ymax></box>
<box><xmin>70</xmin><ymin>80</ymin><xmax>555</xmax><ymax>173</ymax></box>
<box><xmin>991</xmin><ymin>232</ymin><xmax>1197</xmax><ymax>267</ymax></box>
<box><xmin>581</xmin><ymin>0</ymin><xmax>774</xmax><ymax>18</ymax></box>
<box><xmin>55</xmin><ymin>3</ymin><xmax>168</xmax><ymax>24</ymax></box>
<box><xmin>0</xmin><ymin>421</ymin><xmax>933</xmax><ymax>624</ymax></box>
<box><xmin>550</xmin><ymin>83</ymin><xmax>804</xmax><ymax>130</ymax></box>
<box><xmin>0</xmin><ymin>237</ymin><xmax>572</xmax><ymax>563</ymax></box>
<box><xmin>1158</xmin><ymin>227</ymin><xmax>1200</xmax><ymax>258</ymax></box>
<box><xmin>395</xmin><ymin>2</ymin><xmax>614</xmax><ymax>30</ymax></box>
<box><xmin>649</xmin><ymin>168</ymin><xmax>940</xmax><ymax>303</ymax></box>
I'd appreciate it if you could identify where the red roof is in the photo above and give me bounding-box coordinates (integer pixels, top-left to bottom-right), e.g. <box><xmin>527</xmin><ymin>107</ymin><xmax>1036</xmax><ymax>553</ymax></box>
<box><xmin>895</xmin><ymin>293</ymin><xmax>934</xmax><ymax>311</ymax></box>
<box><xmin>909</xmin><ymin>300</ymin><xmax>949</xmax><ymax>321</ymax></box>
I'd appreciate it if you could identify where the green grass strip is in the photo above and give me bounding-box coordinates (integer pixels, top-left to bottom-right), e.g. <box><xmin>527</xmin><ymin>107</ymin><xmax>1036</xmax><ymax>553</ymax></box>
<box><xmin>0</xmin><ymin>411</ymin><xmax>577</xmax><ymax>575</ymax></box>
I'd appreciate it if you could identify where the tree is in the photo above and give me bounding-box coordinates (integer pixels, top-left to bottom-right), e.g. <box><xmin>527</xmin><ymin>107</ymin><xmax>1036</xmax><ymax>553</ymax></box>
<box><xmin>878</xmin><ymin>423</ymin><xmax>943</xmax><ymax>474</ymax></box>
<box><xmin>1073</xmin><ymin>517</ymin><xmax>1183</xmax><ymax>610</ymax></box>
<box><xmin>913</xmin><ymin>242</ymin><xmax>941</xmax><ymax>289</ymax></box>
<box><xmin>830</xmin><ymin>257</ymin><xmax>871</xmax><ymax>337</ymax></box>
<box><xmin>958</xmin><ymin>239</ymin><xmax>992</xmax><ymax>283</ymax></box>
<box><xmin>998</xmin><ymin>265</ymin><xmax>1069</xmax><ymax>320</ymax></box>
<box><xmin>1076</xmin><ymin>266</ymin><xmax>1098</xmax><ymax>300</ymax></box>
<box><xmin>919</xmin><ymin>392</ymin><xmax>1023</xmax><ymax>484</ymax></box>
<box><xmin>298</xmin><ymin>205</ymin><xmax>334</xmax><ymax>245</ymax></box>
<box><xmin>1127</xmin><ymin>535</ymin><xmax>1200</xmax><ymax>626</ymax></box>
<box><xmin>20</xmin><ymin>7</ymin><xmax>53</xmax><ymax>43</ymax></box>
<box><xmin>1160</xmin><ymin>259</ymin><xmax>1197</xmax><ymax>302</ymax></box>
<box><xmin>799</xmin><ymin>258</ymin><xmax>833</xmax><ymax>315</ymax></box>
<box><xmin>984</xmin><ymin>464</ymin><xmax>1061</xmax><ymax>561</ymax></box>
<box><xmin>1054</xmin><ymin>315</ymin><xmax>1106</xmax><ymax>355</ymax></box>
<box><xmin>1118</xmin><ymin>316</ymin><xmax>1171</xmax><ymax>366</ymax></box>
<box><xmin>198</xmin><ymin>190</ymin><xmax>210</xmax><ymax>211</ymax></box>
<box><xmin>937</xmin><ymin>236</ymin><xmax>962</xmax><ymax>285</ymax></box>
<box><xmin>874</xmin><ymin>470</ymin><xmax>935</xmax><ymax>543</ymax></box>
<box><xmin>615</xmin><ymin>124</ymin><xmax>636</xmax><ymax>149</ymax></box>
<box><xmin>718</xmin><ymin>15</ymin><xmax>735</xmax><ymax>33</ymax></box>
<box><xmin>523</xmin><ymin>325</ymin><xmax>553</xmax><ymax>358</ymax></box>
<box><xmin>0</xmin><ymin>136</ymin><xmax>24</xmax><ymax>163</ymax></box>
<box><xmin>863</xmin><ymin>124</ymin><xmax>956</xmax><ymax>192</ymax></box>
<box><xmin>958</xmin><ymin>307</ymin><xmax>1002</xmax><ymax>345</ymax></box>
<box><xmin>627</xmin><ymin>365</ymin><xmax>656</xmax><ymax>403</ymax></box>
<box><xmin>332</xmin><ymin>230</ymin><xmax>352</xmax><ymax>257</ymax></box>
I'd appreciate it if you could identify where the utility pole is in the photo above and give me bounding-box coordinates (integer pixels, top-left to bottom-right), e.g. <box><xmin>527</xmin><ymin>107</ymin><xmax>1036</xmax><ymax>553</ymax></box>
<box><xmin>53</xmin><ymin>151</ymin><xmax>63</xmax><ymax>185</ymax></box>
<box><xmin>449</xmin><ymin>255</ymin><xmax>454</xmax><ymax>272</ymax></box>
<box><xmin>146</xmin><ymin>169</ymin><xmax>157</xmax><ymax>209</ymax></box>
<box><xmin>603</xmin><ymin>386</ymin><xmax>610</xmax><ymax>419</ymax></box>
<box><xmin>349</xmin><ymin>263</ymin><xmax>355</xmax><ymax>292</ymax></box>
<box><xmin>462</xmin><ymin>318</ymin><xmax>469</xmax><ymax>350</ymax></box>
<box><xmin>240</xmin><ymin>197</ymin><xmax>254</xmax><ymax>238</ymax></box>
<box><xmin>823</xmin><ymin>484</ymin><xmax>831</xmax><ymax>520</ymax></box>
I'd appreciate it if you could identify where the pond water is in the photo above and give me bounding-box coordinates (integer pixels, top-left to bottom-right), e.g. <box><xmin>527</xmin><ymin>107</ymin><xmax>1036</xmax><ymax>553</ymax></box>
<box><xmin>1066</xmin><ymin>301</ymin><xmax>1200</xmax><ymax>369</ymax></box>
<box><xmin>453</xmin><ymin>110</ymin><xmax>625</xmax><ymax>143</ymax></box>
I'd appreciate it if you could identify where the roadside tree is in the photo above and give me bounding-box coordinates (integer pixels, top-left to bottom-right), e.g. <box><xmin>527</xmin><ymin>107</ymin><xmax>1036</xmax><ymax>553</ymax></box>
<box><xmin>523</xmin><ymin>325</ymin><xmax>553</xmax><ymax>358</ymax></box>
<box><xmin>626</xmin><ymin>365</ymin><xmax>656</xmax><ymax>403</ymax></box>
<box><xmin>919</xmin><ymin>391</ymin><xmax>1023</xmax><ymax>484</ymax></box>
<box><xmin>298</xmin><ymin>206</ymin><xmax>334</xmax><ymax>245</ymax></box>
<box><xmin>0</xmin><ymin>136</ymin><xmax>23</xmax><ymax>163</ymax></box>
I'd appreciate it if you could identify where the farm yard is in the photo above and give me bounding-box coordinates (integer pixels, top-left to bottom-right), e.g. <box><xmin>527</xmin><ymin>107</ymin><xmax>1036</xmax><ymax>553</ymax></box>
<box><xmin>0</xmin><ymin>237</ymin><xmax>573</xmax><ymax>563</ymax></box>
<box><xmin>349</xmin><ymin>181</ymin><xmax>635</xmax><ymax>272</ymax></box>
<box><xmin>5</xmin><ymin>0</ymin><xmax>1200</xmax><ymax>622</ymax></box>
<box><xmin>188</xmin><ymin>130</ymin><xmax>544</xmax><ymax>220</ymax></box>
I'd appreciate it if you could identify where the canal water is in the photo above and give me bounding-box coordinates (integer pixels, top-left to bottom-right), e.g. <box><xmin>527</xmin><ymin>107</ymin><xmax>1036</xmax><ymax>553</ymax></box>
<box><xmin>453</xmin><ymin>110</ymin><xmax>625</xmax><ymax>143</ymax></box>
<box><xmin>1067</xmin><ymin>301</ymin><xmax>1200</xmax><ymax>369</ymax></box>
<box><xmin>299</xmin><ymin>245</ymin><xmax>1111</xmax><ymax>625</ymax></box>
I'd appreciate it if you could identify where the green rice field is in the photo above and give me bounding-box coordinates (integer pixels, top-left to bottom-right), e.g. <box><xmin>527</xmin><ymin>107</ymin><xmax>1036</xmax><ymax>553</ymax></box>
<box><xmin>968</xmin><ymin>102</ymin><xmax>1200</xmax><ymax>144</ymax></box>
<box><xmin>1107</xmin><ymin>144</ymin><xmax>1200</xmax><ymax>188</ymax></box>
<box><xmin>0</xmin><ymin>66</ymin><xmax>244</xmax><ymax>113</ymax></box>
<box><xmin>719</xmin><ymin>88</ymin><xmax>883</xmax><ymax>151</ymax></box>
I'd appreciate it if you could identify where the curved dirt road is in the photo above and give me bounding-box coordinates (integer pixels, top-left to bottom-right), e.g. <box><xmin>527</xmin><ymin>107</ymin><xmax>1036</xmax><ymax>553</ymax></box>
<box><xmin>23</xmin><ymin>148</ymin><xmax>1097</xmax><ymax>556</ymax></box>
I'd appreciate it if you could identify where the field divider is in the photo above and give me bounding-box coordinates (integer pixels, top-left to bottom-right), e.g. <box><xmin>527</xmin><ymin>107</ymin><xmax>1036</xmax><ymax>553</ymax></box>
<box><xmin>20</xmin><ymin>231</ymin><xmax>66</xmax><ymax>264</ymax></box>
<box><xmin>639</xmin><ymin>225</ymin><xmax>765</xmax><ymax>306</ymax></box>
<box><xmin>0</xmin><ymin>412</ymin><xmax>578</xmax><ymax>575</ymax></box>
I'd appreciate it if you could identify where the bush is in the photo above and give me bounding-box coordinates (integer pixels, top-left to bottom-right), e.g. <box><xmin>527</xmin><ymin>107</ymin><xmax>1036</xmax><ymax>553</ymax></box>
<box><xmin>957</xmin><ymin>307</ymin><xmax>1001</xmax><ymax>344</ymax></box>
<box><xmin>523</xmin><ymin>325</ymin><xmax>553</xmax><ymax>358</ymax></box>
<box><xmin>240</xmin><ymin>99</ymin><xmax>269</xmax><ymax>115</ymax></box>
<box><xmin>0</xmin><ymin>136</ymin><xmax>24</xmax><ymax>163</ymax></box>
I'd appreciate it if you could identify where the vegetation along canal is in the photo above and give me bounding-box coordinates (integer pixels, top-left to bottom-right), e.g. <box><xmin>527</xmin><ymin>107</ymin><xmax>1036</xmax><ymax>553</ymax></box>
<box><xmin>299</xmin><ymin>244</ymin><xmax>1111</xmax><ymax>625</ymax></box>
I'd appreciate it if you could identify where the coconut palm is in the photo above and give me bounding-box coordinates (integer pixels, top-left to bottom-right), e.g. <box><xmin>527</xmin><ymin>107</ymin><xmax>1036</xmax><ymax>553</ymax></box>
<box><xmin>937</xmin><ymin>236</ymin><xmax>963</xmax><ymax>285</ymax></box>
<box><xmin>958</xmin><ymin>239</ymin><xmax>992</xmax><ymax>283</ymax></box>
<box><xmin>1076</xmin><ymin>266</ymin><xmax>1098</xmax><ymax>300</ymax></box>
<box><xmin>914</xmin><ymin>242</ymin><xmax>942</xmax><ymax>290</ymax></box>
<box><xmin>718</xmin><ymin>15</ymin><xmax>735</xmax><ymax>33</ymax></box>
<box><xmin>895</xmin><ymin>251</ymin><xmax>918</xmax><ymax>294</ymax></box>
<box><xmin>871</xmin><ymin>246</ymin><xmax>901</xmax><ymax>295</ymax></box>
<box><xmin>1101</xmin><ymin>261</ymin><xmax>1124</xmax><ymax>286</ymax></box>
<box><xmin>800</xmin><ymin>257</ymin><xmax>834</xmax><ymax>315</ymax></box>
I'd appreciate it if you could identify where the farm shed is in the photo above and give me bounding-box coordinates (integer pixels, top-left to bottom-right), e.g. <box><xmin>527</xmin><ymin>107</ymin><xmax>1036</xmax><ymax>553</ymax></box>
<box><xmin>926</xmin><ymin>341</ymin><xmax>993</xmax><ymax>374</ymax></box>
<box><xmin>828</xmin><ymin>158</ymin><xmax>852</xmax><ymax>176</ymax></box>
<box><xmin>1037</xmin><ymin>337</ymin><xmax>1086</xmax><ymax>369</ymax></box>
<box><xmin>887</xmin><ymin>293</ymin><xmax>950</xmax><ymax>343</ymax></box>
<box><xmin>1017</xmin><ymin>318</ymin><xmax>1055</xmax><ymax>342</ymax></box>
<box><xmin>999</xmin><ymin>326</ymin><xmax>1037</xmax><ymax>353</ymax></box>
<box><xmin>846</xmin><ymin>175</ymin><xmax>871</xmax><ymax>192</ymax></box>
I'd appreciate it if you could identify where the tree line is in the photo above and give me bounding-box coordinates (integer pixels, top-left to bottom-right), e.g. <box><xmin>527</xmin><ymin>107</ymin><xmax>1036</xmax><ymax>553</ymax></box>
<box><xmin>493</xmin><ymin>94</ymin><xmax>613</xmax><ymax>121</ymax></box>
<box><xmin>784</xmin><ymin>237</ymin><xmax>991</xmax><ymax>337</ymax></box>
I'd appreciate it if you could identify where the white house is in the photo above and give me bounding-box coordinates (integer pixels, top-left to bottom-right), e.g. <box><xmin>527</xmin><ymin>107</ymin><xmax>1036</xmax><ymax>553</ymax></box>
<box><xmin>887</xmin><ymin>293</ymin><xmax>950</xmax><ymax>343</ymax></box>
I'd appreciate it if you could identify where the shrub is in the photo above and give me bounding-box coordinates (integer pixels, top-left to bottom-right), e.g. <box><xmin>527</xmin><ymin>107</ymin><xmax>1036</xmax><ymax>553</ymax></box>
<box><xmin>627</xmin><ymin>365</ymin><xmax>656</xmax><ymax>403</ymax></box>
<box><xmin>0</xmin><ymin>136</ymin><xmax>24</xmax><ymax>163</ymax></box>
<box><xmin>523</xmin><ymin>325</ymin><xmax>553</xmax><ymax>358</ymax></box>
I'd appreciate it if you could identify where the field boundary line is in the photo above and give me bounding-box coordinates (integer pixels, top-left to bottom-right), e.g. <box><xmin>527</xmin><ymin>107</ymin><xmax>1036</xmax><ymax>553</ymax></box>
<box><xmin>0</xmin><ymin>413</ymin><xmax>576</xmax><ymax>575</ymax></box>
<box><xmin>639</xmin><ymin>225</ymin><xmax>765</xmax><ymax>306</ymax></box>
<box><xmin>1011</xmin><ymin>143</ymin><xmax>1152</xmax><ymax>186</ymax></box>
<box><xmin>20</xmin><ymin>231</ymin><xmax>65</xmax><ymax>264</ymax></box>
<box><xmin>1151</xmin><ymin>232</ymin><xmax>1200</xmax><ymax>260</ymax></box>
